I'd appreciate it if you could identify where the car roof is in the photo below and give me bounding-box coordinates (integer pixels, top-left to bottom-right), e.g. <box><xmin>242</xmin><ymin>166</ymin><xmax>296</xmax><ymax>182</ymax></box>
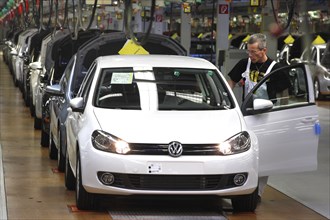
<box><xmin>96</xmin><ymin>55</ymin><xmax>217</xmax><ymax>69</ymax></box>
<box><xmin>312</xmin><ymin>44</ymin><xmax>327</xmax><ymax>49</ymax></box>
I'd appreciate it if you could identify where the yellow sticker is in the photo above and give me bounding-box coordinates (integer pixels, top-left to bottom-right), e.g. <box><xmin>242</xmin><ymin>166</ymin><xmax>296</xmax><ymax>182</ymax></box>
<box><xmin>242</xmin><ymin>34</ymin><xmax>250</xmax><ymax>42</ymax></box>
<box><xmin>171</xmin><ymin>33</ymin><xmax>178</xmax><ymax>39</ymax></box>
<box><xmin>284</xmin><ymin>35</ymin><xmax>295</xmax><ymax>44</ymax></box>
<box><xmin>312</xmin><ymin>35</ymin><xmax>326</xmax><ymax>45</ymax></box>
<box><xmin>118</xmin><ymin>39</ymin><xmax>150</xmax><ymax>55</ymax></box>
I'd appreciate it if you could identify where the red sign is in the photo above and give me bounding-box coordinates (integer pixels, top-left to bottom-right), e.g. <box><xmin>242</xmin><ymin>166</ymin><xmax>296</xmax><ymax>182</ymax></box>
<box><xmin>219</xmin><ymin>4</ymin><xmax>229</xmax><ymax>14</ymax></box>
<box><xmin>155</xmin><ymin>15</ymin><xmax>163</xmax><ymax>22</ymax></box>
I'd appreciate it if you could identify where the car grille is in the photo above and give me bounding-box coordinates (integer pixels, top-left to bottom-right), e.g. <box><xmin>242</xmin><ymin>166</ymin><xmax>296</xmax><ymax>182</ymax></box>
<box><xmin>128</xmin><ymin>144</ymin><xmax>220</xmax><ymax>155</ymax></box>
<box><xmin>98</xmin><ymin>172</ymin><xmax>247</xmax><ymax>190</ymax></box>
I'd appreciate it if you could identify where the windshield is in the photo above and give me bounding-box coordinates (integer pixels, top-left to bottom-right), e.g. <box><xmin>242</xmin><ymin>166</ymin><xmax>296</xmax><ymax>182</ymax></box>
<box><xmin>94</xmin><ymin>67</ymin><xmax>234</xmax><ymax>110</ymax></box>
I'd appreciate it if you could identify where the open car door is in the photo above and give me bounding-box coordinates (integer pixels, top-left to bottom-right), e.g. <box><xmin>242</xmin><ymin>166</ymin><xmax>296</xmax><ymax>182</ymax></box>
<box><xmin>241</xmin><ymin>63</ymin><xmax>320</xmax><ymax>176</ymax></box>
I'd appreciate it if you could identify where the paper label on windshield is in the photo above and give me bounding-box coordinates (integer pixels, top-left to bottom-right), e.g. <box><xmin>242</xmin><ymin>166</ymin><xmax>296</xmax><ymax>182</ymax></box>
<box><xmin>111</xmin><ymin>72</ymin><xmax>133</xmax><ymax>84</ymax></box>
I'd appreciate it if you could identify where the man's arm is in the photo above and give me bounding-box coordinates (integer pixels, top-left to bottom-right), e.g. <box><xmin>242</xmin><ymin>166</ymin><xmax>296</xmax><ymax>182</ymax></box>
<box><xmin>227</xmin><ymin>79</ymin><xmax>237</xmax><ymax>90</ymax></box>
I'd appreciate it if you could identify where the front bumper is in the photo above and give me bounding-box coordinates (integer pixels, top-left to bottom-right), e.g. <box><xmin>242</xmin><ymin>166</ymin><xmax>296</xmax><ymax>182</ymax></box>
<box><xmin>80</xmin><ymin>147</ymin><xmax>258</xmax><ymax>197</ymax></box>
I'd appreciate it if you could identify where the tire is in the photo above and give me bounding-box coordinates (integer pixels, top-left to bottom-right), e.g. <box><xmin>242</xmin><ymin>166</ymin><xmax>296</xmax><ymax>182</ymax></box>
<box><xmin>40</xmin><ymin>129</ymin><xmax>49</xmax><ymax>147</ymax></box>
<box><xmin>57</xmin><ymin>130</ymin><xmax>65</xmax><ymax>172</ymax></box>
<box><xmin>231</xmin><ymin>187</ymin><xmax>258</xmax><ymax>212</ymax></box>
<box><xmin>13</xmin><ymin>77</ymin><xmax>18</xmax><ymax>87</ymax></box>
<box><xmin>24</xmin><ymin>87</ymin><xmax>30</xmax><ymax>107</ymax></box>
<box><xmin>30</xmin><ymin>102</ymin><xmax>35</xmax><ymax>117</ymax></box>
<box><xmin>65</xmin><ymin>149</ymin><xmax>75</xmax><ymax>190</ymax></box>
<box><xmin>49</xmin><ymin>132</ymin><xmax>58</xmax><ymax>160</ymax></box>
<box><xmin>76</xmin><ymin>154</ymin><xmax>96</xmax><ymax>210</ymax></box>
<box><xmin>34</xmin><ymin>117</ymin><xmax>41</xmax><ymax>129</ymax></box>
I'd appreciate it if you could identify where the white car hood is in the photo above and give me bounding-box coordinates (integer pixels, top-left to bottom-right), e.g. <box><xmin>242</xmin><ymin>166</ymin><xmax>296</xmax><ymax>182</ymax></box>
<box><xmin>93</xmin><ymin>108</ymin><xmax>243</xmax><ymax>144</ymax></box>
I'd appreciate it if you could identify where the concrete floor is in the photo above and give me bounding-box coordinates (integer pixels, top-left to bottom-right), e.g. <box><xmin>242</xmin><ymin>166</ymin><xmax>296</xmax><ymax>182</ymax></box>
<box><xmin>269</xmin><ymin>101</ymin><xmax>330</xmax><ymax>219</ymax></box>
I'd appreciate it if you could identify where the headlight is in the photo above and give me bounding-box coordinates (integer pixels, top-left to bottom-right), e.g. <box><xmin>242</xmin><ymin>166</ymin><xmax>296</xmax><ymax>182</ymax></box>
<box><xmin>218</xmin><ymin>131</ymin><xmax>251</xmax><ymax>155</ymax></box>
<box><xmin>91</xmin><ymin>130</ymin><xmax>130</xmax><ymax>154</ymax></box>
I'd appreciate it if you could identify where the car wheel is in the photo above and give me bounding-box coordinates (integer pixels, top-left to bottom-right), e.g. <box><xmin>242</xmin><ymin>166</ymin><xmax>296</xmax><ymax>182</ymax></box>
<box><xmin>76</xmin><ymin>154</ymin><xmax>96</xmax><ymax>210</ymax></box>
<box><xmin>65</xmin><ymin>149</ymin><xmax>75</xmax><ymax>190</ymax></box>
<box><xmin>30</xmin><ymin>101</ymin><xmax>35</xmax><ymax>117</ymax></box>
<box><xmin>34</xmin><ymin>117</ymin><xmax>41</xmax><ymax>129</ymax></box>
<box><xmin>314</xmin><ymin>79</ymin><xmax>324</xmax><ymax>100</ymax></box>
<box><xmin>49</xmin><ymin>132</ymin><xmax>58</xmax><ymax>160</ymax></box>
<box><xmin>57</xmin><ymin>130</ymin><xmax>65</xmax><ymax>172</ymax></box>
<box><xmin>231</xmin><ymin>187</ymin><xmax>258</xmax><ymax>212</ymax></box>
<box><xmin>40</xmin><ymin>129</ymin><xmax>49</xmax><ymax>147</ymax></box>
<box><xmin>24</xmin><ymin>88</ymin><xmax>30</xmax><ymax>107</ymax></box>
<box><xmin>13</xmin><ymin>77</ymin><xmax>18</xmax><ymax>87</ymax></box>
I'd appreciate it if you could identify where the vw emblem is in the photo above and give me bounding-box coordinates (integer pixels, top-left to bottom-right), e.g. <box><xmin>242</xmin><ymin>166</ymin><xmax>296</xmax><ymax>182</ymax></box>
<box><xmin>168</xmin><ymin>141</ymin><xmax>183</xmax><ymax>157</ymax></box>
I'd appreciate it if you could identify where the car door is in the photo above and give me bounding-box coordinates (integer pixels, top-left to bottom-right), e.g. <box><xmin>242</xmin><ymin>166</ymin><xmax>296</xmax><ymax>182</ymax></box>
<box><xmin>66</xmin><ymin>62</ymin><xmax>97</xmax><ymax>172</ymax></box>
<box><xmin>241</xmin><ymin>63</ymin><xmax>319</xmax><ymax>176</ymax></box>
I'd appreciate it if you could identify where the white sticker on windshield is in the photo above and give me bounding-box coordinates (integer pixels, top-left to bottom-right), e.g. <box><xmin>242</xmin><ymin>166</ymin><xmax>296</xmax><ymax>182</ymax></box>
<box><xmin>111</xmin><ymin>72</ymin><xmax>133</xmax><ymax>84</ymax></box>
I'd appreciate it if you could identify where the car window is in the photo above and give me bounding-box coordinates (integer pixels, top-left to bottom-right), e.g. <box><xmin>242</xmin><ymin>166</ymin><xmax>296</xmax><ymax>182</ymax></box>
<box><xmin>95</xmin><ymin>68</ymin><xmax>140</xmax><ymax>109</ymax></box>
<box><xmin>94</xmin><ymin>67</ymin><xmax>233</xmax><ymax>110</ymax></box>
<box><xmin>78</xmin><ymin>62</ymin><xmax>97</xmax><ymax>104</ymax></box>
<box><xmin>154</xmin><ymin>68</ymin><xmax>233</xmax><ymax>110</ymax></box>
<box><xmin>60</xmin><ymin>57</ymin><xmax>75</xmax><ymax>95</ymax></box>
<box><xmin>321</xmin><ymin>45</ymin><xmax>330</xmax><ymax>68</ymax></box>
<box><xmin>244</xmin><ymin>64</ymin><xmax>310</xmax><ymax>113</ymax></box>
<box><xmin>311</xmin><ymin>47</ymin><xmax>317</xmax><ymax>63</ymax></box>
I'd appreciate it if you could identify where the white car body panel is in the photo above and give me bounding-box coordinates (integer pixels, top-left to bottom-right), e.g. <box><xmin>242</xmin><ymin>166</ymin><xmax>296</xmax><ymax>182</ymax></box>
<box><xmin>94</xmin><ymin>109</ymin><xmax>242</xmax><ymax>144</ymax></box>
<box><xmin>30</xmin><ymin>68</ymin><xmax>40</xmax><ymax>106</ymax></box>
<box><xmin>244</xmin><ymin>105</ymin><xmax>318</xmax><ymax>176</ymax></box>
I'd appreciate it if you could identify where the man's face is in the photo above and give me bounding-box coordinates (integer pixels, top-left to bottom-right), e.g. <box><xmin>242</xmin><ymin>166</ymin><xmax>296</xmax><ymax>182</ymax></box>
<box><xmin>247</xmin><ymin>42</ymin><xmax>266</xmax><ymax>63</ymax></box>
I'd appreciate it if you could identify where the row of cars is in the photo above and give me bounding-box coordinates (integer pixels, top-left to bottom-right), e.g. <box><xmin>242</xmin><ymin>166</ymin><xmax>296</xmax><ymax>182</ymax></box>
<box><xmin>1</xmin><ymin>28</ymin><xmax>320</xmax><ymax>212</ymax></box>
<box><xmin>276</xmin><ymin>33</ymin><xmax>330</xmax><ymax>100</ymax></box>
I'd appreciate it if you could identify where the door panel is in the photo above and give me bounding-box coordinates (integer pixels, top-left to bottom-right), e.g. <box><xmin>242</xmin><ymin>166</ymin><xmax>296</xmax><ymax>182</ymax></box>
<box><xmin>244</xmin><ymin>106</ymin><xmax>318</xmax><ymax>176</ymax></box>
<box><xmin>242</xmin><ymin>63</ymin><xmax>319</xmax><ymax>176</ymax></box>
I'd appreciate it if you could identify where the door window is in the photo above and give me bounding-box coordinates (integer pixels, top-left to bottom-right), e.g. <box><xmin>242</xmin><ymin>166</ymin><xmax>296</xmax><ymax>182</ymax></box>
<box><xmin>242</xmin><ymin>63</ymin><xmax>311</xmax><ymax>115</ymax></box>
<box><xmin>77</xmin><ymin>62</ymin><xmax>97</xmax><ymax>106</ymax></box>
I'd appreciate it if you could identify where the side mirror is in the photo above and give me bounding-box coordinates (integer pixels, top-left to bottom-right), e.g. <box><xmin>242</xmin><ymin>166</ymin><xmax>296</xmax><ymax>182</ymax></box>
<box><xmin>10</xmin><ymin>50</ymin><xmax>18</xmax><ymax>56</ymax></box>
<box><xmin>70</xmin><ymin>97</ymin><xmax>84</xmax><ymax>113</ymax></box>
<box><xmin>246</xmin><ymin>99</ymin><xmax>273</xmax><ymax>115</ymax></box>
<box><xmin>45</xmin><ymin>85</ymin><xmax>64</xmax><ymax>97</ymax></box>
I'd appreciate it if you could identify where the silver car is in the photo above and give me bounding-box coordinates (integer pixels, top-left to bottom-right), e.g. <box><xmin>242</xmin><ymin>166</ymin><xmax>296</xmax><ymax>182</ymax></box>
<box><xmin>299</xmin><ymin>43</ymin><xmax>329</xmax><ymax>99</ymax></box>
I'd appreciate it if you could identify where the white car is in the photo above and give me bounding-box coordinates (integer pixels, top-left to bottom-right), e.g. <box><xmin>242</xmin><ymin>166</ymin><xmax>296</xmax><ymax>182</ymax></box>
<box><xmin>11</xmin><ymin>28</ymin><xmax>38</xmax><ymax>88</ymax></box>
<box><xmin>65</xmin><ymin>55</ymin><xmax>319</xmax><ymax>211</ymax></box>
